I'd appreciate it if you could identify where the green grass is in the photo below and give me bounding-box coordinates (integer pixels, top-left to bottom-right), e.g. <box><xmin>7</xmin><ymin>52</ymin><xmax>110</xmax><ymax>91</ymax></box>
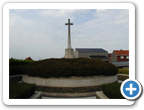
<box><xmin>9</xmin><ymin>81</ymin><xmax>36</xmax><ymax>99</ymax></box>
<box><xmin>102</xmin><ymin>83</ymin><xmax>124</xmax><ymax>99</ymax></box>
<box><xmin>118</xmin><ymin>68</ymin><xmax>129</xmax><ymax>75</ymax></box>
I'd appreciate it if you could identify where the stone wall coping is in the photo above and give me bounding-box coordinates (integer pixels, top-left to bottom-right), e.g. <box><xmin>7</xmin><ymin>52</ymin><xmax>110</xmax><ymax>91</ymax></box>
<box><xmin>36</xmin><ymin>91</ymin><xmax>96</xmax><ymax>98</ymax></box>
<box><xmin>117</xmin><ymin>74</ymin><xmax>129</xmax><ymax>76</ymax></box>
<box><xmin>22</xmin><ymin>74</ymin><xmax>118</xmax><ymax>87</ymax></box>
<box><xmin>95</xmin><ymin>91</ymin><xmax>109</xmax><ymax>99</ymax></box>
<box><xmin>29</xmin><ymin>91</ymin><xmax>42</xmax><ymax>99</ymax></box>
<box><xmin>9</xmin><ymin>74</ymin><xmax>23</xmax><ymax>78</ymax></box>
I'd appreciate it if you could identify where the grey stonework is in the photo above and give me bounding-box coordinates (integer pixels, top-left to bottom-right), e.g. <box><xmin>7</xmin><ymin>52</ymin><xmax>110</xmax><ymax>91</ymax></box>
<box><xmin>64</xmin><ymin>19</ymin><xmax>74</xmax><ymax>58</ymax></box>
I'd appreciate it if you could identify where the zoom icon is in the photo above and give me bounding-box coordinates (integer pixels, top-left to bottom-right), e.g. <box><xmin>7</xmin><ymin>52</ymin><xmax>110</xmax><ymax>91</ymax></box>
<box><xmin>120</xmin><ymin>79</ymin><xmax>143</xmax><ymax>100</ymax></box>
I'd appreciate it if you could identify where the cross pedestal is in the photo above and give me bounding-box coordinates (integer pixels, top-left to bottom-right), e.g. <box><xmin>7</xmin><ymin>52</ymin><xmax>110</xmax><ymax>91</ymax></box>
<box><xmin>64</xmin><ymin>19</ymin><xmax>74</xmax><ymax>58</ymax></box>
<box><xmin>64</xmin><ymin>48</ymin><xmax>74</xmax><ymax>58</ymax></box>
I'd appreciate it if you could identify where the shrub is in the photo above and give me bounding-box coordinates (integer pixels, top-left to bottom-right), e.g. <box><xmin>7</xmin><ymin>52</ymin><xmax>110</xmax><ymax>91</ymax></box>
<box><xmin>9</xmin><ymin>59</ymin><xmax>33</xmax><ymax>65</ymax></box>
<box><xmin>9</xmin><ymin>59</ymin><xmax>34</xmax><ymax>76</ymax></box>
<box><xmin>102</xmin><ymin>83</ymin><xmax>124</xmax><ymax>99</ymax></box>
<box><xmin>9</xmin><ymin>81</ymin><xmax>36</xmax><ymax>99</ymax></box>
<box><xmin>22</xmin><ymin>58</ymin><xmax>118</xmax><ymax>78</ymax></box>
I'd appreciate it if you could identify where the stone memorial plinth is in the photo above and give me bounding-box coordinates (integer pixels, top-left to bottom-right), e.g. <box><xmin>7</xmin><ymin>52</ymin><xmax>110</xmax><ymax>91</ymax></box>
<box><xmin>64</xmin><ymin>48</ymin><xmax>74</xmax><ymax>58</ymax></box>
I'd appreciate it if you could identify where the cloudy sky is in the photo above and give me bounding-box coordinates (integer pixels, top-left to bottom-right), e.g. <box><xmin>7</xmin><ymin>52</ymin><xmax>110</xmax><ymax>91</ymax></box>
<box><xmin>9</xmin><ymin>9</ymin><xmax>129</xmax><ymax>60</ymax></box>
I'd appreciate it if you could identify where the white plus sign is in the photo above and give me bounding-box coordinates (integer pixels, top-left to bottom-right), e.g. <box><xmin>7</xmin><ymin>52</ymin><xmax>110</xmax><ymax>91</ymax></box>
<box><xmin>126</xmin><ymin>83</ymin><xmax>137</xmax><ymax>95</ymax></box>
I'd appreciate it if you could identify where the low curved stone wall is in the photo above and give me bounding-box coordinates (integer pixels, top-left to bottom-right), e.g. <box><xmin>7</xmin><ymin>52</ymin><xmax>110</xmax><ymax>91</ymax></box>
<box><xmin>22</xmin><ymin>75</ymin><xmax>118</xmax><ymax>87</ymax></box>
<box><xmin>117</xmin><ymin>74</ymin><xmax>129</xmax><ymax>81</ymax></box>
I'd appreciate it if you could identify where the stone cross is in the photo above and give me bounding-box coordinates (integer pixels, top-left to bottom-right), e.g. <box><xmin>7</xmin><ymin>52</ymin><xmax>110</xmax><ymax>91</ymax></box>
<box><xmin>65</xmin><ymin>19</ymin><xmax>73</xmax><ymax>49</ymax></box>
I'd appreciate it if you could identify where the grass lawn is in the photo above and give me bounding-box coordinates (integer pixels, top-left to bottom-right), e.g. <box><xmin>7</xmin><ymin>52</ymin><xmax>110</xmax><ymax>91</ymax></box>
<box><xmin>9</xmin><ymin>81</ymin><xmax>36</xmax><ymax>99</ymax></box>
<box><xmin>118</xmin><ymin>68</ymin><xmax>129</xmax><ymax>75</ymax></box>
<box><xmin>102</xmin><ymin>83</ymin><xmax>124</xmax><ymax>99</ymax></box>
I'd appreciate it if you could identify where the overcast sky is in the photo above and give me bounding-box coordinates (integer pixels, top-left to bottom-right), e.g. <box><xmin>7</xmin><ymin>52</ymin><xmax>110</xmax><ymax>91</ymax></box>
<box><xmin>9</xmin><ymin>9</ymin><xmax>129</xmax><ymax>60</ymax></box>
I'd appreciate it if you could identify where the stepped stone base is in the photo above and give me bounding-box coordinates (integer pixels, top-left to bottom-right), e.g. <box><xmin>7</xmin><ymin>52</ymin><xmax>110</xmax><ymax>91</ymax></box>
<box><xmin>64</xmin><ymin>48</ymin><xmax>75</xmax><ymax>58</ymax></box>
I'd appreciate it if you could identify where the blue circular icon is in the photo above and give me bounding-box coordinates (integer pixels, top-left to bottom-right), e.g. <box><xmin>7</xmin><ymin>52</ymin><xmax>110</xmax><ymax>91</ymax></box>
<box><xmin>121</xmin><ymin>79</ymin><xmax>142</xmax><ymax>100</ymax></box>
<box><xmin>123</xmin><ymin>81</ymin><xmax>139</xmax><ymax>97</ymax></box>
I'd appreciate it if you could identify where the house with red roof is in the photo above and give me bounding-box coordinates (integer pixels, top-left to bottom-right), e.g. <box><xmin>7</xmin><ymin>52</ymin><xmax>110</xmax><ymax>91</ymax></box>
<box><xmin>111</xmin><ymin>49</ymin><xmax>129</xmax><ymax>62</ymax></box>
<box><xmin>25</xmin><ymin>57</ymin><xmax>33</xmax><ymax>61</ymax></box>
<box><xmin>111</xmin><ymin>49</ymin><xmax>129</xmax><ymax>67</ymax></box>
<box><xmin>108</xmin><ymin>53</ymin><xmax>112</xmax><ymax>61</ymax></box>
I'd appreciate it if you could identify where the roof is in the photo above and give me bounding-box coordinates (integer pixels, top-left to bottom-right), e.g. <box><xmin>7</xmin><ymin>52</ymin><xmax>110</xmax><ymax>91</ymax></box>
<box><xmin>113</xmin><ymin>50</ymin><xmax>129</xmax><ymax>56</ymax></box>
<box><xmin>75</xmin><ymin>48</ymin><xmax>107</xmax><ymax>52</ymax></box>
<box><xmin>25</xmin><ymin>57</ymin><xmax>33</xmax><ymax>60</ymax></box>
<box><xmin>108</xmin><ymin>53</ymin><xmax>112</xmax><ymax>61</ymax></box>
<box><xmin>108</xmin><ymin>57</ymin><xmax>111</xmax><ymax>61</ymax></box>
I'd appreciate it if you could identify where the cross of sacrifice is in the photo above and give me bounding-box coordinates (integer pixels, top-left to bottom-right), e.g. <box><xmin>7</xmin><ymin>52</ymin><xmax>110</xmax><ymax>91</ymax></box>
<box><xmin>65</xmin><ymin>19</ymin><xmax>73</xmax><ymax>49</ymax></box>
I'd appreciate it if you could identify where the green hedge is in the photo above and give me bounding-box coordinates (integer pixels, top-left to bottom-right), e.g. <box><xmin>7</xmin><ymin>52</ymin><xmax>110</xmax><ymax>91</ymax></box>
<box><xmin>102</xmin><ymin>83</ymin><xmax>124</xmax><ymax>99</ymax></box>
<box><xmin>22</xmin><ymin>58</ymin><xmax>118</xmax><ymax>78</ymax></box>
<box><xmin>9</xmin><ymin>81</ymin><xmax>36</xmax><ymax>99</ymax></box>
<box><xmin>9</xmin><ymin>59</ymin><xmax>34</xmax><ymax>76</ymax></box>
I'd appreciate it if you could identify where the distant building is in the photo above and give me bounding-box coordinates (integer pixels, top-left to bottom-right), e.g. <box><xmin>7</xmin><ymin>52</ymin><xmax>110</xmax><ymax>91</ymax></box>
<box><xmin>108</xmin><ymin>53</ymin><xmax>112</xmax><ymax>61</ymax></box>
<box><xmin>9</xmin><ymin>57</ymin><xmax>14</xmax><ymax>60</ymax></box>
<box><xmin>111</xmin><ymin>49</ymin><xmax>129</xmax><ymax>67</ymax></box>
<box><xmin>111</xmin><ymin>50</ymin><xmax>129</xmax><ymax>62</ymax></box>
<box><xmin>74</xmin><ymin>48</ymin><xmax>109</xmax><ymax>62</ymax></box>
<box><xmin>25</xmin><ymin>57</ymin><xmax>33</xmax><ymax>61</ymax></box>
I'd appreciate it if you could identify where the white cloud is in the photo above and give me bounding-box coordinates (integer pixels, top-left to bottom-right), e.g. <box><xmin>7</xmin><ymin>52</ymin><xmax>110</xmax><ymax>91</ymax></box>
<box><xmin>96</xmin><ymin>9</ymin><xmax>107</xmax><ymax>13</ymax></box>
<box><xmin>9</xmin><ymin>13</ymin><xmax>21</xmax><ymax>27</ymax></box>
<box><xmin>9</xmin><ymin>13</ymin><xmax>36</xmax><ymax>28</ymax></box>
<box><xmin>9</xmin><ymin>15</ymin><xmax>17</xmax><ymax>26</ymax></box>
<box><xmin>13</xmin><ymin>9</ymin><xmax>26</xmax><ymax>13</ymax></box>
<box><xmin>116</xmin><ymin>10</ymin><xmax>129</xmax><ymax>19</ymax></box>
<box><xmin>125</xmin><ymin>25</ymin><xmax>129</xmax><ymax>28</ymax></box>
<box><xmin>72</xmin><ymin>9</ymin><xmax>129</xmax><ymax>50</ymax></box>
<box><xmin>40</xmin><ymin>10</ymin><xmax>57</xmax><ymax>16</ymax></box>
<box><xmin>39</xmin><ymin>9</ymin><xmax>90</xmax><ymax>17</ymax></box>
<box><xmin>9</xmin><ymin>9</ymin><xmax>129</xmax><ymax>60</ymax></box>
<box><xmin>115</xmin><ymin>18</ymin><xmax>128</xmax><ymax>24</ymax></box>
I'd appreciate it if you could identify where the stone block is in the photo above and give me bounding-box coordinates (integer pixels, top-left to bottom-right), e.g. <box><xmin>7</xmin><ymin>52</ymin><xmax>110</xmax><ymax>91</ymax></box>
<box><xmin>22</xmin><ymin>75</ymin><xmax>118</xmax><ymax>87</ymax></box>
<box><xmin>64</xmin><ymin>48</ymin><xmax>75</xmax><ymax>58</ymax></box>
<box><xmin>95</xmin><ymin>91</ymin><xmax>109</xmax><ymax>99</ymax></box>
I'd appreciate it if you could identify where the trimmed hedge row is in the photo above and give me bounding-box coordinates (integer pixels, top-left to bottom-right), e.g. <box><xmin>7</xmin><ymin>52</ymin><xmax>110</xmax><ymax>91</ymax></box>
<box><xmin>22</xmin><ymin>58</ymin><xmax>118</xmax><ymax>78</ymax></box>
<box><xmin>10</xmin><ymin>59</ymin><xmax>33</xmax><ymax>65</ymax></box>
<box><xmin>102</xmin><ymin>83</ymin><xmax>124</xmax><ymax>99</ymax></box>
<box><xmin>9</xmin><ymin>81</ymin><xmax>36</xmax><ymax>99</ymax></box>
<box><xmin>9</xmin><ymin>59</ymin><xmax>34</xmax><ymax>76</ymax></box>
